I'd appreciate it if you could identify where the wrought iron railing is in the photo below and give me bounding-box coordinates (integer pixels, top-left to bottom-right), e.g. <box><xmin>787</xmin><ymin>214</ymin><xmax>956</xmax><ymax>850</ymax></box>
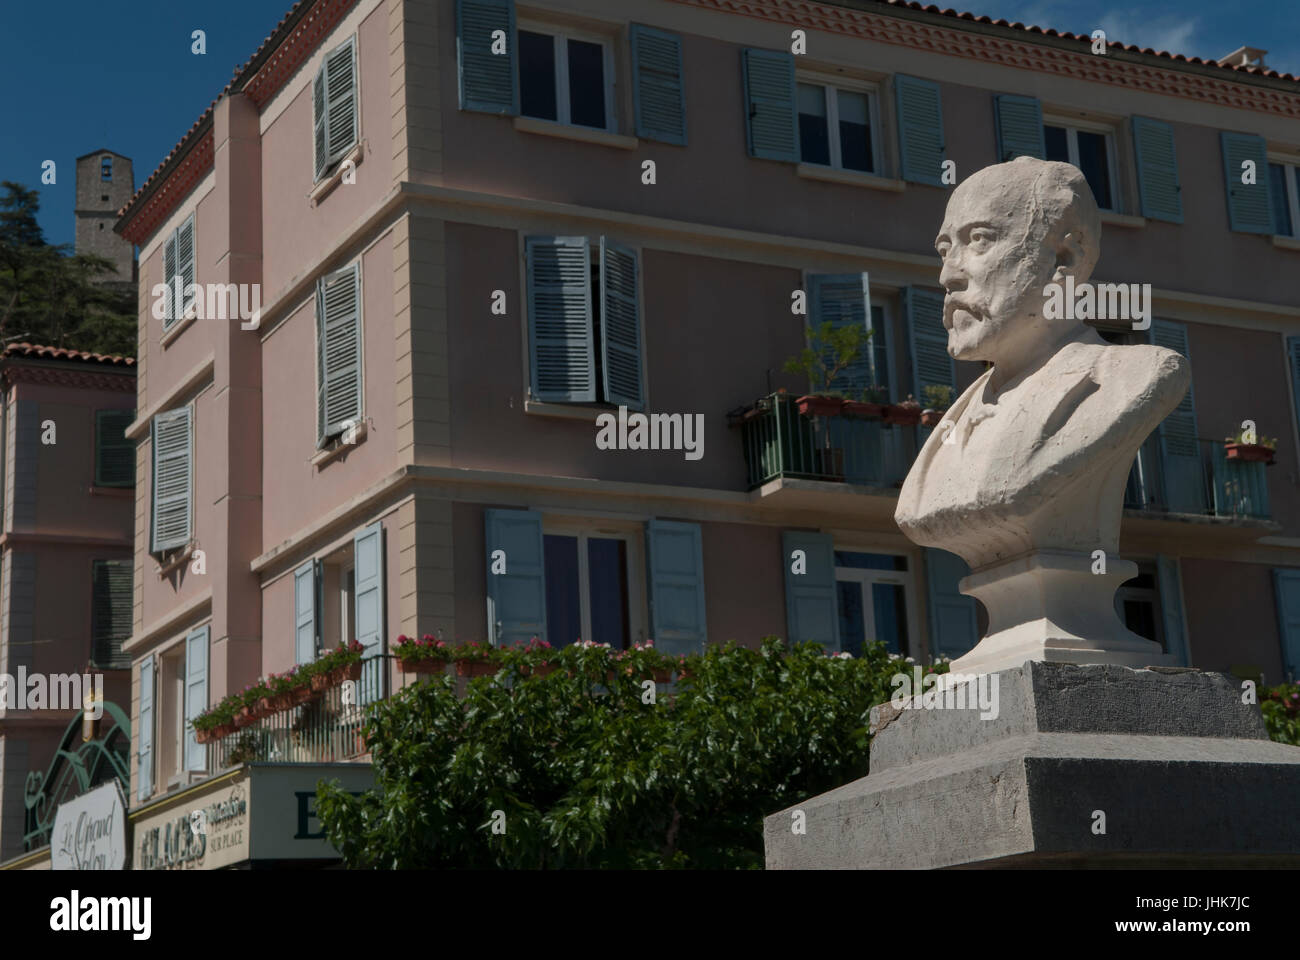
<box><xmin>210</xmin><ymin>655</ymin><xmax>404</xmax><ymax>768</ymax></box>
<box><xmin>1124</xmin><ymin>438</ymin><xmax>1271</xmax><ymax>520</ymax></box>
<box><xmin>733</xmin><ymin>393</ymin><xmax>909</xmax><ymax>490</ymax></box>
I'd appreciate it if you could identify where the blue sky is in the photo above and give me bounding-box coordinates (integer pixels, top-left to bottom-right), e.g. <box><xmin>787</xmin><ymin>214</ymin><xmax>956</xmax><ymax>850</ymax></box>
<box><xmin>1</xmin><ymin>0</ymin><xmax>1296</xmax><ymax>249</ymax></box>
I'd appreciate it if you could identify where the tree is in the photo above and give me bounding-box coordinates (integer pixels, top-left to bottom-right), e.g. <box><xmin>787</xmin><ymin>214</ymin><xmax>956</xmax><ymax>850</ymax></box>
<box><xmin>0</xmin><ymin>181</ymin><xmax>136</xmax><ymax>356</ymax></box>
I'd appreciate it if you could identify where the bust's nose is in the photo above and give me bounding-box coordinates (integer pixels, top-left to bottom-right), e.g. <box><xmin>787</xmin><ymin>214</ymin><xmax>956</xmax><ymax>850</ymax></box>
<box><xmin>940</xmin><ymin>249</ymin><xmax>968</xmax><ymax>292</ymax></box>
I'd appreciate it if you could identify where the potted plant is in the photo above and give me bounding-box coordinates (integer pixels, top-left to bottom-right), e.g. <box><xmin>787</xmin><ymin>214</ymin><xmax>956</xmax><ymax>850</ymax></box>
<box><xmin>884</xmin><ymin>394</ymin><xmax>922</xmax><ymax>426</ymax></box>
<box><xmin>394</xmin><ymin>634</ymin><xmax>453</xmax><ymax>674</ymax></box>
<box><xmin>453</xmin><ymin>641</ymin><xmax>502</xmax><ymax>678</ymax></box>
<box><xmin>843</xmin><ymin>385</ymin><xmax>888</xmax><ymax>420</ymax></box>
<box><xmin>920</xmin><ymin>384</ymin><xmax>954</xmax><ymax>428</ymax></box>
<box><xmin>783</xmin><ymin>320</ymin><xmax>870</xmax><ymax>418</ymax></box>
<box><xmin>507</xmin><ymin>636</ymin><xmax>556</xmax><ymax>677</ymax></box>
<box><xmin>1224</xmin><ymin>432</ymin><xmax>1276</xmax><ymax>464</ymax></box>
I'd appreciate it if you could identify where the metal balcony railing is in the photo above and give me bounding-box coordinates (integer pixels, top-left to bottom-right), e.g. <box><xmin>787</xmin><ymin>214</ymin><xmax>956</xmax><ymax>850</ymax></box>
<box><xmin>733</xmin><ymin>393</ymin><xmax>909</xmax><ymax>490</ymax></box>
<box><xmin>210</xmin><ymin>654</ymin><xmax>405</xmax><ymax>767</ymax></box>
<box><xmin>1124</xmin><ymin>438</ymin><xmax>1271</xmax><ymax>521</ymax></box>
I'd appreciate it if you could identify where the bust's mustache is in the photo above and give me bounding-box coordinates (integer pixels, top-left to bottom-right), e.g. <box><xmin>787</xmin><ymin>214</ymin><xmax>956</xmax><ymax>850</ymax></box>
<box><xmin>943</xmin><ymin>297</ymin><xmax>985</xmax><ymax>330</ymax></box>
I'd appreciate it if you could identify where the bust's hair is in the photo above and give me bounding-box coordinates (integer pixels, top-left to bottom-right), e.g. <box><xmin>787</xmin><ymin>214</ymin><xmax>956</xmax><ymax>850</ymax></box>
<box><xmin>1005</xmin><ymin>156</ymin><xmax>1101</xmax><ymax>280</ymax></box>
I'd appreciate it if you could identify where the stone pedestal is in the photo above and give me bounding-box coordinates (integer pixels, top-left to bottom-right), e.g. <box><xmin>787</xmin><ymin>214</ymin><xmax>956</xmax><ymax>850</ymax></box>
<box><xmin>950</xmin><ymin>550</ymin><xmax>1173</xmax><ymax>676</ymax></box>
<box><xmin>763</xmin><ymin>662</ymin><xmax>1300</xmax><ymax>868</ymax></box>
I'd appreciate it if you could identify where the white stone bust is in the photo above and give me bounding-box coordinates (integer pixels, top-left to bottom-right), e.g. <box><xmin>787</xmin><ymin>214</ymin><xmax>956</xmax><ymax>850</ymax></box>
<box><xmin>894</xmin><ymin>158</ymin><xmax>1190</xmax><ymax>672</ymax></box>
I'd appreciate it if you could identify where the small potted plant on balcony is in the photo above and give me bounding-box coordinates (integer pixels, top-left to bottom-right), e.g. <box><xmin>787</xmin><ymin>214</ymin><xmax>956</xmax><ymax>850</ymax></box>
<box><xmin>508</xmin><ymin>636</ymin><xmax>556</xmax><ymax>677</ymax></box>
<box><xmin>843</xmin><ymin>384</ymin><xmax>889</xmax><ymax>420</ymax></box>
<box><xmin>453</xmin><ymin>641</ymin><xmax>502</xmax><ymax>678</ymax></box>
<box><xmin>783</xmin><ymin>320</ymin><xmax>870</xmax><ymax>418</ymax></box>
<box><xmin>616</xmin><ymin>640</ymin><xmax>675</xmax><ymax>683</ymax></box>
<box><xmin>884</xmin><ymin>394</ymin><xmax>922</xmax><ymax>426</ymax></box>
<box><xmin>1224</xmin><ymin>431</ymin><xmax>1276</xmax><ymax>464</ymax></box>
<box><xmin>920</xmin><ymin>384</ymin><xmax>954</xmax><ymax>428</ymax></box>
<box><xmin>394</xmin><ymin>634</ymin><xmax>453</xmax><ymax>674</ymax></box>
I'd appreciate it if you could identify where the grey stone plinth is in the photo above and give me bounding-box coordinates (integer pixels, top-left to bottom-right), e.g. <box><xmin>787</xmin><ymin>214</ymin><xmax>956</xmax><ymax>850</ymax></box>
<box><xmin>763</xmin><ymin>662</ymin><xmax>1300</xmax><ymax>869</ymax></box>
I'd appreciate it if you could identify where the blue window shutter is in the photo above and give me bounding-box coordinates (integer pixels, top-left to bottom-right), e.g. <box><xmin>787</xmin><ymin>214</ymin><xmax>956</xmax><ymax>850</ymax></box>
<box><xmin>904</xmin><ymin>286</ymin><xmax>954</xmax><ymax>405</ymax></box>
<box><xmin>1289</xmin><ymin>337</ymin><xmax>1300</xmax><ymax>451</ymax></box>
<box><xmin>484</xmin><ymin>508</ymin><xmax>547</xmax><ymax>646</ymax></box>
<box><xmin>295</xmin><ymin>560</ymin><xmax>318</xmax><ymax>665</ymax></box>
<box><xmin>184</xmin><ymin>625</ymin><xmax>209</xmax><ymax>772</ymax></box>
<box><xmin>527</xmin><ymin>236</ymin><xmax>595</xmax><ymax>402</ymax></box>
<box><xmin>316</xmin><ymin>262</ymin><xmax>363</xmax><ymax>446</ymax></box>
<box><xmin>313</xmin><ymin>64</ymin><xmax>328</xmax><ymax>181</ymax></box>
<box><xmin>631</xmin><ymin>24</ymin><xmax>686</xmax><ymax>145</ymax></box>
<box><xmin>599</xmin><ymin>238</ymin><xmax>644</xmax><ymax>409</ymax></box>
<box><xmin>1149</xmin><ymin>319</ymin><xmax>1205</xmax><ymax>513</ymax></box>
<box><xmin>324</xmin><ymin>36</ymin><xmax>358</xmax><ymax>169</ymax></box>
<box><xmin>742</xmin><ymin>48</ymin><xmax>797</xmax><ymax>162</ymax></box>
<box><xmin>137</xmin><ymin>655</ymin><xmax>153</xmax><ymax>801</ymax></box>
<box><xmin>1156</xmin><ymin>555</ymin><xmax>1190</xmax><ymax>667</ymax></box>
<box><xmin>177</xmin><ymin>214</ymin><xmax>196</xmax><ymax>321</ymax></box>
<box><xmin>150</xmin><ymin>406</ymin><xmax>193</xmax><ymax>554</ymax></box>
<box><xmin>1220</xmin><ymin>131</ymin><xmax>1273</xmax><ymax>234</ymax></box>
<box><xmin>1132</xmin><ymin>116</ymin><xmax>1183</xmax><ymax>223</ymax></box>
<box><xmin>924</xmin><ymin>547</ymin><xmax>978</xmax><ymax>659</ymax></box>
<box><xmin>95</xmin><ymin>409</ymin><xmax>135</xmax><ymax>487</ymax></box>
<box><xmin>162</xmin><ymin>231</ymin><xmax>178</xmax><ymax>328</ymax></box>
<box><xmin>457</xmin><ymin>0</ymin><xmax>518</xmax><ymax>115</ymax></box>
<box><xmin>646</xmin><ymin>519</ymin><xmax>707</xmax><ymax>655</ymax></box>
<box><xmin>353</xmin><ymin>522</ymin><xmax>385</xmax><ymax>663</ymax></box>
<box><xmin>894</xmin><ymin>75</ymin><xmax>945</xmax><ymax>185</ymax></box>
<box><xmin>809</xmin><ymin>273</ymin><xmax>872</xmax><ymax>395</ymax></box>
<box><xmin>1272</xmin><ymin>568</ymin><xmax>1300</xmax><ymax>682</ymax></box>
<box><xmin>993</xmin><ymin>94</ymin><xmax>1044</xmax><ymax>161</ymax></box>
<box><xmin>782</xmin><ymin>531</ymin><xmax>839</xmax><ymax>651</ymax></box>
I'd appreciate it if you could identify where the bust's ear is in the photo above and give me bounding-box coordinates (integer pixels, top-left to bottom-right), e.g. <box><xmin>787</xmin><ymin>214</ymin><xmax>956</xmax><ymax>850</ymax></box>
<box><xmin>1051</xmin><ymin>230</ymin><xmax>1088</xmax><ymax>284</ymax></box>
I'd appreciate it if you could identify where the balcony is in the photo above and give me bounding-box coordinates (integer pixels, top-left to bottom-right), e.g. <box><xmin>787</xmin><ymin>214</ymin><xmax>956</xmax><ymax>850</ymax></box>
<box><xmin>210</xmin><ymin>655</ymin><xmax>405</xmax><ymax>767</ymax></box>
<box><xmin>730</xmin><ymin>393</ymin><xmax>911</xmax><ymax>501</ymax></box>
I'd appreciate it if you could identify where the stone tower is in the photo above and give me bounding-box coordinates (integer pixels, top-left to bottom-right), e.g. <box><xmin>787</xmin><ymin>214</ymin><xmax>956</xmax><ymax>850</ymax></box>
<box><xmin>74</xmin><ymin>150</ymin><xmax>136</xmax><ymax>286</ymax></box>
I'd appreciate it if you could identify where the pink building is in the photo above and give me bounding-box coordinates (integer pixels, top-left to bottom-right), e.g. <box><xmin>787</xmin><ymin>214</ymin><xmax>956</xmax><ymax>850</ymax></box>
<box><xmin>0</xmin><ymin>344</ymin><xmax>135</xmax><ymax>862</ymax></box>
<box><xmin>112</xmin><ymin>0</ymin><xmax>1300</xmax><ymax>864</ymax></box>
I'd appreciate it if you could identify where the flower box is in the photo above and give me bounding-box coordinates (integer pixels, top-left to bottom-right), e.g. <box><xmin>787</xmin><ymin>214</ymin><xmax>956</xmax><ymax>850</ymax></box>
<box><xmin>796</xmin><ymin>395</ymin><xmax>844</xmax><ymax>418</ymax></box>
<box><xmin>399</xmin><ymin>657</ymin><xmax>449</xmax><ymax>675</ymax></box>
<box><xmin>195</xmin><ymin>727</ymin><xmax>214</xmax><ymax>744</ymax></box>
<box><xmin>652</xmin><ymin>668</ymin><xmax>673</xmax><ymax>683</ymax></box>
<box><xmin>1225</xmin><ymin>442</ymin><xmax>1275</xmax><ymax>464</ymax></box>
<box><xmin>920</xmin><ymin>409</ymin><xmax>945</xmax><ymax>428</ymax></box>
<box><xmin>291</xmin><ymin>686</ymin><xmax>314</xmax><ymax>707</ymax></box>
<box><xmin>214</xmin><ymin>722</ymin><xmax>236</xmax><ymax>740</ymax></box>
<box><xmin>310</xmin><ymin>674</ymin><xmax>332</xmax><ymax>694</ymax></box>
<box><xmin>842</xmin><ymin>401</ymin><xmax>886</xmax><ymax>420</ymax></box>
<box><xmin>526</xmin><ymin>663</ymin><xmax>557</xmax><ymax>678</ymax></box>
<box><xmin>332</xmin><ymin>662</ymin><xmax>363</xmax><ymax>686</ymax></box>
<box><xmin>456</xmin><ymin>660</ymin><xmax>501</xmax><ymax>678</ymax></box>
<box><xmin>234</xmin><ymin>707</ymin><xmax>256</xmax><ymax>728</ymax></box>
<box><xmin>884</xmin><ymin>401</ymin><xmax>922</xmax><ymax>426</ymax></box>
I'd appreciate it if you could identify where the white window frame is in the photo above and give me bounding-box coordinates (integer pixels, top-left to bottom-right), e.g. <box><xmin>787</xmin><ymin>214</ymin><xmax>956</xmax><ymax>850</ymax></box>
<box><xmin>1266</xmin><ymin>154</ymin><xmax>1300</xmax><ymax>238</ymax></box>
<box><xmin>1114</xmin><ymin>562</ymin><xmax>1166</xmax><ymax>652</ymax></box>
<box><xmin>1042</xmin><ymin>116</ymin><xmax>1120</xmax><ymax>212</ymax></box>
<box><xmin>517</xmin><ymin>20</ymin><xmax>617</xmax><ymax>132</ymax></box>
<box><xmin>831</xmin><ymin>546</ymin><xmax>919</xmax><ymax>657</ymax></box>
<box><xmin>795</xmin><ymin>72</ymin><xmax>883</xmax><ymax>176</ymax></box>
<box><xmin>541</xmin><ymin>520</ymin><xmax>647</xmax><ymax>648</ymax></box>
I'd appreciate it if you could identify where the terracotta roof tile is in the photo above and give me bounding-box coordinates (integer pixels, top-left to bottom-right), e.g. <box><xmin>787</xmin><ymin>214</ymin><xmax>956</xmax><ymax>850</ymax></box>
<box><xmin>3</xmin><ymin>343</ymin><xmax>136</xmax><ymax>367</ymax></box>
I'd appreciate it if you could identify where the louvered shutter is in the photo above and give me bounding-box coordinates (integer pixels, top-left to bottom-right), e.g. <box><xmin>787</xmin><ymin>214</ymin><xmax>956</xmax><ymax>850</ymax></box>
<box><xmin>993</xmin><ymin>95</ymin><xmax>1045</xmax><ymax>161</ymax></box>
<box><xmin>1132</xmin><ymin>116</ymin><xmax>1183</xmax><ymax>223</ymax></box>
<box><xmin>925</xmin><ymin>548</ymin><xmax>978</xmax><ymax>658</ymax></box>
<box><xmin>295</xmin><ymin>560</ymin><xmax>318</xmax><ymax>665</ymax></box>
<box><xmin>354</xmin><ymin>523</ymin><xmax>385</xmax><ymax>705</ymax></box>
<box><xmin>91</xmin><ymin>559</ymin><xmax>132</xmax><ymax>668</ymax></box>
<box><xmin>1157</xmin><ymin>555</ymin><xmax>1190</xmax><ymax>667</ymax></box>
<box><xmin>325</xmin><ymin>37</ymin><xmax>358</xmax><ymax>167</ymax></box>
<box><xmin>599</xmin><ymin>238</ymin><xmax>643</xmax><ymax>409</ymax></box>
<box><xmin>894</xmin><ymin>75</ymin><xmax>945</xmax><ymax>185</ymax></box>
<box><xmin>527</xmin><ymin>236</ymin><xmax>595</xmax><ymax>402</ymax></box>
<box><xmin>176</xmin><ymin>214</ymin><xmax>196</xmax><ymax>321</ymax></box>
<box><xmin>742</xmin><ymin>48</ymin><xmax>797</xmax><ymax>162</ymax></box>
<box><xmin>316</xmin><ymin>262</ymin><xmax>363</xmax><ymax>446</ymax></box>
<box><xmin>457</xmin><ymin>0</ymin><xmax>518</xmax><ymax>115</ymax></box>
<box><xmin>1220</xmin><ymin>131</ymin><xmax>1273</xmax><ymax>234</ymax></box>
<box><xmin>1150</xmin><ymin>318</ymin><xmax>1205</xmax><ymax>513</ymax></box>
<box><xmin>809</xmin><ymin>273</ymin><xmax>872</xmax><ymax>395</ymax></box>
<box><xmin>150</xmin><ymin>406</ymin><xmax>192</xmax><ymax>553</ymax></box>
<box><xmin>645</xmin><ymin>519</ymin><xmax>707</xmax><ymax>656</ymax></box>
<box><xmin>904</xmin><ymin>286</ymin><xmax>954</xmax><ymax>407</ymax></box>
<box><xmin>163</xmin><ymin>231</ymin><xmax>178</xmax><ymax>329</ymax></box>
<box><xmin>95</xmin><ymin>409</ymin><xmax>135</xmax><ymax>487</ymax></box>
<box><xmin>184</xmin><ymin>625</ymin><xmax>208</xmax><ymax>772</ymax></box>
<box><xmin>1273</xmin><ymin>568</ymin><xmax>1300</xmax><ymax>681</ymax></box>
<box><xmin>782</xmin><ymin>531</ymin><xmax>839</xmax><ymax>651</ymax></box>
<box><xmin>313</xmin><ymin>66</ymin><xmax>328</xmax><ymax>180</ymax></box>
<box><xmin>137</xmin><ymin>656</ymin><xmax>153</xmax><ymax>801</ymax></box>
<box><xmin>1289</xmin><ymin>337</ymin><xmax>1300</xmax><ymax>454</ymax></box>
<box><xmin>484</xmin><ymin>508</ymin><xmax>548</xmax><ymax>646</ymax></box>
<box><xmin>630</xmin><ymin>24</ymin><xmax>686</xmax><ymax>145</ymax></box>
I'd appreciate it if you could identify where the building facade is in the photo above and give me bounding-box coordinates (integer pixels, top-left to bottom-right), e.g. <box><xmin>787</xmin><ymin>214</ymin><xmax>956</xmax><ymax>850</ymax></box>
<box><xmin>0</xmin><ymin>344</ymin><xmax>135</xmax><ymax>863</ymax></box>
<box><xmin>75</xmin><ymin>149</ymin><xmax>137</xmax><ymax>288</ymax></box>
<box><xmin>114</xmin><ymin>0</ymin><xmax>1300</xmax><ymax>854</ymax></box>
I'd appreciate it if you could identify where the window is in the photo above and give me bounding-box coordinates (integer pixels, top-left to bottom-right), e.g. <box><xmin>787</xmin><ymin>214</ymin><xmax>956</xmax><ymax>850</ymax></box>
<box><xmin>150</xmin><ymin>406</ymin><xmax>193</xmax><ymax>555</ymax></box>
<box><xmin>162</xmin><ymin>213</ymin><xmax>196</xmax><ymax>331</ymax></box>
<box><xmin>1269</xmin><ymin>161</ymin><xmax>1299</xmax><ymax>237</ymax></box>
<box><xmin>95</xmin><ymin>409</ymin><xmax>135</xmax><ymax>487</ymax></box>
<box><xmin>544</xmin><ymin>529</ymin><xmax>634</xmax><ymax>649</ymax></box>
<box><xmin>91</xmin><ymin>559</ymin><xmax>132</xmax><ymax>669</ymax></box>
<box><xmin>138</xmin><ymin>656</ymin><xmax>154</xmax><ymax>800</ymax></box>
<box><xmin>316</xmin><ymin>262</ymin><xmax>363</xmax><ymax>447</ymax></box>
<box><xmin>834</xmin><ymin>551</ymin><xmax>913</xmax><ymax>657</ymax></box>
<box><xmin>314</xmin><ymin>35</ymin><xmax>359</xmax><ymax>182</ymax></box>
<box><xmin>1114</xmin><ymin>566</ymin><xmax>1165</xmax><ymax>651</ymax></box>
<box><xmin>518</xmin><ymin>26</ymin><xmax>614</xmax><ymax>130</ymax></box>
<box><xmin>101</xmin><ymin>156</ymin><xmax>112</xmax><ymax>181</ymax></box>
<box><xmin>797</xmin><ymin>80</ymin><xmax>878</xmax><ymax>174</ymax></box>
<box><xmin>526</xmin><ymin>236</ymin><xmax>643</xmax><ymax>408</ymax></box>
<box><xmin>1045</xmin><ymin>122</ymin><xmax>1117</xmax><ymax>211</ymax></box>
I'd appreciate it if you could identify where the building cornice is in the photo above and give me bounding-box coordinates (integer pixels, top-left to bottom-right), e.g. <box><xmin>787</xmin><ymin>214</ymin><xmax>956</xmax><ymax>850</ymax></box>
<box><xmin>1</xmin><ymin>363</ymin><xmax>136</xmax><ymax>393</ymax></box>
<box><xmin>118</xmin><ymin>127</ymin><xmax>215</xmax><ymax>246</ymax></box>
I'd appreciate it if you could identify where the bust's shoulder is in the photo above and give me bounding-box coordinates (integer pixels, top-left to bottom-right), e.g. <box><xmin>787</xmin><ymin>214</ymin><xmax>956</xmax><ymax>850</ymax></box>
<box><xmin>1055</xmin><ymin>340</ymin><xmax>1189</xmax><ymax>397</ymax></box>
